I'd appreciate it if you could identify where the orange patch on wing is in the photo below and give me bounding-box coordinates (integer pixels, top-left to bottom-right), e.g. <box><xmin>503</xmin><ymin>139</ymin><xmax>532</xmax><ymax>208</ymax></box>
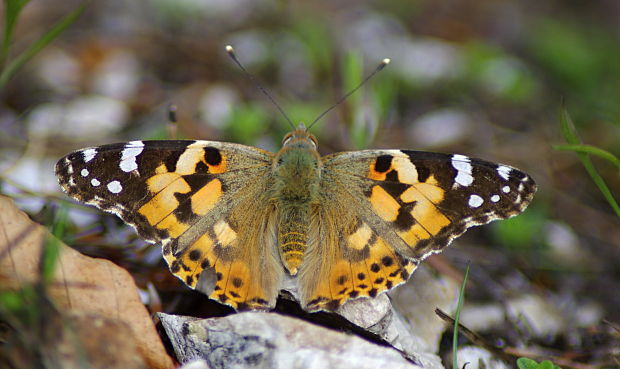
<box><xmin>329</xmin><ymin>260</ymin><xmax>354</xmax><ymax>298</ymax></box>
<box><xmin>139</xmin><ymin>177</ymin><xmax>190</xmax><ymax>225</ymax></box>
<box><xmin>368</xmin><ymin>166</ymin><xmax>389</xmax><ymax>181</ymax></box>
<box><xmin>411</xmin><ymin>200</ymin><xmax>451</xmax><ymax>235</ymax></box>
<box><xmin>157</xmin><ymin>215</ymin><xmax>190</xmax><ymax>238</ymax></box>
<box><xmin>401</xmin><ymin>182</ymin><xmax>444</xmax><ymax>204</ymax></box>
<box><xmin>398</xmin><ymin>224</ymin><xmax>431</xmax><ymax>245</ymax></box>
<box><xmin>224</xmin><ymin>261</ymin><xmax>251</xmax><ymax>300</ymax></box>
<box><xmin>368</xmin><ymin>156</ymin><xmax>420</xmax><ymax>184</ymax></box>
<box><xmin>191</xmin><ymin>179</ymin><xmax>222</xmax><ymax>215</ymax></box>
<box><xmin>306</xmin><ymin>234</ymin><xmax>416</xmax><ymax>311</ymax></box>
<box><xmin>391</xmin><ymin>156</ymin><xmax>419</xmax><ymax>184</ymax></box>
<box><xmin>207</xmin><ymin>156</ymin><xmax>227</xmax><ymax>174</ymax></box>
<box><xmin>146</xmin><ymin>169</ymin><xmax>182</xmax><ymax>193</ymax></box>
<box><xmin>163</xmin><ymin>232</ymin><xmax>216</xmax><ymax>289</ymax></box>
<box><xmin>213</xmin><ymin>220</ymin><xmax>237</xmax><ymax>247</ymax></box>
<box><xmin>347</xmin><ymin>222</ymin><xmax>373</xmax><ymax>250</ymax></box>
<box><xmin>368</xmin><ymin>156</ymin><xmax>394</xmax><ymax>181</ymax></box>
<box><xmin>175</xmin><ymin>143</ymin><xmax>228</xmax><ymax>175</ymax></box>
<box><xmin>366</xmin><ymin>237</ymin><xmax>410</xmax><ymax>289</ymax></box>
<box><xmin>176</xmin><ymin>143</ymin><xmax>207</xmax><ymax>174</ymax></box>
<box><xmin>398</xmin><ymin>179</ymin><xmax>450</xmax><ymax>237</ymax></box>
<box><xmin>369</xmin><ymin>185</ymin><xmax>400</xmax><ymax>222</ymax></box>
<box><xmin>349</xmin><ymin>261</ymin><xmax>372</xmax><ymax>295</ymax></box>
<box><xmin>209</xmin><ymin>259</ymin><xmax>270</xmax><ymax>310</ymax></box>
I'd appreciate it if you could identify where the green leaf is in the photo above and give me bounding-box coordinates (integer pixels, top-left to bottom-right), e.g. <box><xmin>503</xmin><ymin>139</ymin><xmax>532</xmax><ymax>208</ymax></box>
<box><xmin>558</xmin><ymin>108</ymin><xmax>620</xmax><ymax>218</ymax></box>
<box><xmin>371</xmin><ymin>71</ymin><xmax>397</xmax><ymax>118</ymax></box>
<box><xmin>516</xmin><ymin>358</ymin><xmax>540</xmax><ymax>369</ymax></box>
<box><xmin>0</xmin><ymin>290</ymin><xmax>24</xmax><ymax>313</ymax></box>
<box><xmin>226</xmin><ymin>102</ymin><xmax>269</xmax><ymax>144</ymax></box>
<box><xmin>452</xmin><ymin>263</ymin><xmax>470</xmax><ymax>369</ymax></box>
<box><xmin>1</xmin><ymin>0</ymin><xmax>31</xmax><ymax>64</ymax></box>
<box><xmin>342</xmin><ymin>50</ymin><xmax>363</xmax><ymax>106</ymax></box>
<box><xmin>342</xmin><ymin>51</ymin><xmax>368</xmax><ymax>149</ymax></box>
<box><xmin>559</xmin><ymin>108</ymin><xmax>580</xmax><ymax>145</ymax></box>
<box><xmin>0</xmin><ymin>3</ymin><xmax>85</xmax><ymax>89</ymax></box>
<box><xmin>492</xmin><ymin>204</ymin><xmax>545</xmax><ymax>250</ymax></box>
<box><xmin>538</xmin><ymin>360</ymin><xmax>557</xmax><ymax>369</ymax></box>
<box><xmin>553</xmin><ymin>144</ymin><xmax>620</xmax><ymax>169</ymax></box>
<box><xmin>292</xmin><ymin>19</ymin><xmax>332</xmax><ymax>73</ymax></box>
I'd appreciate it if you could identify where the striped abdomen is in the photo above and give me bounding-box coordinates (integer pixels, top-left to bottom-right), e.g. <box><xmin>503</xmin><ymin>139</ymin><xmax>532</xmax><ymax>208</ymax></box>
<box><xmin>278</xmin><ymin>205</ymin><xmax>309</xmax><ymax>275</ymax></box>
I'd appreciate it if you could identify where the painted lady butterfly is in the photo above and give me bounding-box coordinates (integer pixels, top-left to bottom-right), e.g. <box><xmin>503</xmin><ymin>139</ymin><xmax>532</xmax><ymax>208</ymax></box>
<box><xmin>56</xmin><ymin>122</ymin><xmax>536</xmax><ymax>311</ymax></box>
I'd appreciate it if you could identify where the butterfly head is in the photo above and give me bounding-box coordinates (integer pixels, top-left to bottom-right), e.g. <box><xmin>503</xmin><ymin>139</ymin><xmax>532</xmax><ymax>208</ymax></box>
<box><xmin>281</xmin><ymin>123</ymin><xmax>318</xmax><ymax>150</ymax></box>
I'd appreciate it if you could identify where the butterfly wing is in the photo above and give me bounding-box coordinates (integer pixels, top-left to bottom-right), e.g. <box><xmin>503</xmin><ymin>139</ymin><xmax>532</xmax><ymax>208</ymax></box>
<box><xmin>298</xmin><ymin>150</ymin><xmax>536</xmax><ymax>311</ymax></box>
<box><xmin>56</xmin><ymin>140</ymin><xmax>283</xmax><ymax>310</ymax></box>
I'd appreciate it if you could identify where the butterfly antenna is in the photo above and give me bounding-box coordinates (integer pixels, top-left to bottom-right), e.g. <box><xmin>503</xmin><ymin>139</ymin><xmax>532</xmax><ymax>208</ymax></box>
<box><xmin>308</xmin><ymin>58</ymin><xmax>390</xmax><ymax>130</ymax></box>
<box><xmin>225</xmin><ymin>45</ymin><xmax>295</xmax><ymax>129</ymax></box>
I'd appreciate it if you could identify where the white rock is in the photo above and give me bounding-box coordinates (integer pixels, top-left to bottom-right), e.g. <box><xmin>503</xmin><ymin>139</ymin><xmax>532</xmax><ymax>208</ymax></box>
<box><xmin>574</xmin><ymin>300</ymin><xmax>603</xmax><ymax>327</ymax></box>
<box><xmin>179</xmin><ymin>359</ymin><xmax>212</xmax><ymax>369</ymax></box>
<box><xmin>159</xmin><ymin>312</ymin><xmax>444</xmax><ymax>369</ymax></box>
<box><xmin>278</xmin><ymin>265</ymin><xmax>451</xmax><ymax>363</ymax></box>
<box><xmin>337</xmin><ymin>293</ymin><xmax>392</xmax><ymax>332</ymax></box>
<box><xmin>26</xmin><ymin>103</ymin><xmax>66</xmax><ymax>138</ymax></box>
<box><xmin>91</xmin><ymin>50</ymin><xmax>140</xmax><ymax>100</ymax></box>
<box><xmin>506</xmin><ymin>294</ymin><xmax>564</xmax><ymax>338</ymax></box>
<box><xmin>198</xmin><ymin>85</ymin><xmax>239</xmax><ymax>129</ymax></box>
<box><xmin>456</xmin><ymin>346</ymin><xmax>510</xmax><ymax>369</ymax></box>
<box><xmin>27</xmin><ymin>96</ymin><xmax>128</xmax><ymax>139</ymax></box>
<box><xmin>460</xmin><ymin>304</ymin><xmax>505</xmax><ymax>332</ymax></box>
<box><xmin>408</xmin><ymin>108</ymin><xmax>473</xmax><ymax>148</ymax></box>
<box><xmin>3</xmin><ymin>158</ymin><xmax>60</xmax><ymax>212</ymax></box>
<box><xmin>544</xmin><ymin>221</ymin><xmax>591</xmax><ymax>265</ymax></box>
<box><xmin>389</xmin><ymin>265</ymin><xmax>460</xmax><ymax>353</ymax></box>
<box><xmin>64</xmin><ymin>95</ymin><xmax>128</xmax><ymax>138</ymax></box>
<box><xmin>35</xmin><ymin>47</ymin><xmax>80</xmax><ymax>94</ymax></box>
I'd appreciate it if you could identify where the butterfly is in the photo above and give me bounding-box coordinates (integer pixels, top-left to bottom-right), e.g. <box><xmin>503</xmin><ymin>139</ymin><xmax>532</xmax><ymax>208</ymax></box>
<box><xmin>55</xmin><ymin>121</ymin><xmax>536</xmax><ymax>312</ymax></box>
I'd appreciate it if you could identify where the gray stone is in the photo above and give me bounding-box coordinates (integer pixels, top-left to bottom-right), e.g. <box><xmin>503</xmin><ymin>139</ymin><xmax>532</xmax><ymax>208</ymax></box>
<box><xmin>159</xmin><ymin>312</ymin><xmax>444</xmax><ymax>369</ymax></box>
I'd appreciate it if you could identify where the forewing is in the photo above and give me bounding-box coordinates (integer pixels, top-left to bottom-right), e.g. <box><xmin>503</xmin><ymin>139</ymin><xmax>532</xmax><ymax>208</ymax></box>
<box><xmin>56</xmin><ymin>140</ymin><xmax>283</xmax><ymax>310</ymax></box>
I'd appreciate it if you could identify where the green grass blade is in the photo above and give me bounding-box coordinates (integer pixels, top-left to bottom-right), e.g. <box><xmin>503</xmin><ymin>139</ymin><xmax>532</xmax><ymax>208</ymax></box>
<box><xmin>452</xmin><ymin>262</ymin><xmax>471</xmax><ymax>369</ymax></box>
<box><xmin>0</xmin><ymin>3</ymin><xmax>85</xmax><ymax>89</ymax></box>
<box><xmin>1</xmin><ymin>0</ymin><xmax>31</xmax><ymax>65</ymax></box>
<box><xmin>552</xmin><ymin>144</ymin><xmax>620</xmax><ymax>169</ymax></box>
<box><xmin>41</xmin><ymin>206</ymin><xmax>69</xmax><ymax>284</ymax></box>
<box><xmin>558</xmin><ymin>108</ymin><xmax>620</xmax><ymax>218</ymax></box>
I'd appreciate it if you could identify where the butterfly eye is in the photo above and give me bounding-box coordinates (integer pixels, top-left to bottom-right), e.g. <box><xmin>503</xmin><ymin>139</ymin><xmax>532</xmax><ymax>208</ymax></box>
<box><xmin>309</xmin><ymin>135</ymin><xmax>318</xmax><ymax>149</ymax></box>
<box><xmin>282</xmin><ymin>132</ymin><xmax>294</xmax><ymax>145</ymax></box>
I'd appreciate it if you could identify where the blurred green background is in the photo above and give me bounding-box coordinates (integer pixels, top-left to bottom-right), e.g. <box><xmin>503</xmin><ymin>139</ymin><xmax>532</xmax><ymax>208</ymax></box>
<box><xmin>1</xmin><ymin>0</ymin><xmax>619</xmax><ymax>365</ymax></box>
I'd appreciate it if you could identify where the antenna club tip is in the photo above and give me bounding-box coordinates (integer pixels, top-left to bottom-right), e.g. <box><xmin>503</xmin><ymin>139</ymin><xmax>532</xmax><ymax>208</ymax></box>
<box><xmin>225</xmin><ymin>45</ymin><xmax>234</xmax><ymax>53</ymax></box>
<box><xmin>382</xmin><ymin>58</ymin><xmax>391</xmax><ymax>65</ymax></box>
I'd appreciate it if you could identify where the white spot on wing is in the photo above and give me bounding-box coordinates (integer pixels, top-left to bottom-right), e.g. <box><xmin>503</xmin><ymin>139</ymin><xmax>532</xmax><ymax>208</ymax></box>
<box><xmin>68</xmin><ymin>177</ymin><xmax>76</xmax><ymax>186</ymax></box>
<box><xmin>80</xmin><ymin>168</ymin><xmax>89</xmax><ymax>177</ymax></box>
<box><xmin>119</xmin><ymin>141</ymin><xmax>144</xmax><ymax>173</ymax></box>
<box><xmin>491</xmin><ymin>194</ymin><xmax>500</xmax><ymax>202</ymax></box>
<box><xmin>497</xmin><ymin>165</ymin><xmax>512</xmax><ymax>181</ymax></box>
<box><xmin>468</xmin><ymin>194</ymin><xmax>484</xmax><ymax>208</ymax></box>
<box><xmin>502</xmin><ymin>185</ymin><xmax>510</xmax><ymax>193</ymax></box>
<box><xmin>451</xmin><ymin>154</ymin><xmax>473</xmax><ymax>187</ymax></box>
<box><xmin>82</xmin><ymin>148</ymin><xmax>97</xmax><ymax>163</ymax></box>
<box><xmin>91</xmin><ymin>178</ymin><xmax>101</xmax><ymax>187</ymax></box>
<box><xmin>107</xmin><ymin>180</ymin><xmax>122</xmax><ymax>194</ymax></box>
